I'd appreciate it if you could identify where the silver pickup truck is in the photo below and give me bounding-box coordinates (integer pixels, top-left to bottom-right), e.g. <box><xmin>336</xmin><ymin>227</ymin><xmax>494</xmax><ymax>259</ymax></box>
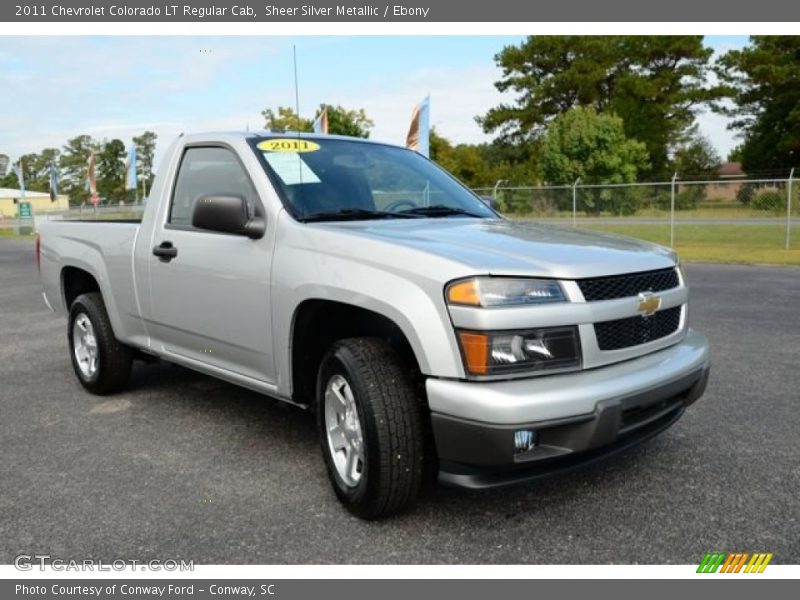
<box><xmin>38</xmin><ymin>132</ymin><xmax>710</xmax><ymax>518</ymax></box>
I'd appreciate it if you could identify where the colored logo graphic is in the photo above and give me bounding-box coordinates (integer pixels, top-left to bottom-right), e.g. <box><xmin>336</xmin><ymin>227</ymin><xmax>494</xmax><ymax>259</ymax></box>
<box><xmin>637</xmin><ymin>292</ymin><xmax>662</xmax><ymax>317</ymax></box>
<box><xmin>697</xmin><ymin>552</ymin><xmax>773</xmax><ymax>573</ymax></box>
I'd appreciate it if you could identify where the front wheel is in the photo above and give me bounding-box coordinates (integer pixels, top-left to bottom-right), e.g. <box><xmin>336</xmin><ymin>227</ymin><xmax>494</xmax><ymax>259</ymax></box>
<box><xmin>317</xmin><ymin>337</ymin><xmax>424</xmax><ymax>519</ymax></box>
<box><xmin>68</xmin><ymin>292</ymin><xmax>132</xmax><ymax>395</ymax></box>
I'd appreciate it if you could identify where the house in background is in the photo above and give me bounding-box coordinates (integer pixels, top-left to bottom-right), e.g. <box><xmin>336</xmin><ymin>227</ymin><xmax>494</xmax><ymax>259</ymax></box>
<box><xmin>0</xmin><ymin>188</ymin><xmax>69</xmax><ymax>219</ymax></box>
<box><xmin>710</xmin><ymin>161</ymin><xmax>747</xmax><ymax>201</ymax></box>
<box><xmin>718</xmin><ymin>161</ymin><xmax>746</xmax><ymax>179</ymax></box>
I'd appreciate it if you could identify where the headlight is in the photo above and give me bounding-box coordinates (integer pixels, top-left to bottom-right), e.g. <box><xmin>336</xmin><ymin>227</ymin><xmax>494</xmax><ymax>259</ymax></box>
<box><xmin>446</xmin><ymin>277</ymin><xmax>565</xmax><ymax>307</ymax></box>
<box><xmin>457</xmin><ymin>326</ymin><xmax>581</xmax><ymax>377</ymax></box>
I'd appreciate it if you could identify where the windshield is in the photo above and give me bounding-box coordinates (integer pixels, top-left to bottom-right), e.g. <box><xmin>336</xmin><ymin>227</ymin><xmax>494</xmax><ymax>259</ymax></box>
<box><xmin>250</xmin><ymin>137</ymin><xmax>497</xmax><ymax>222</ymax></box>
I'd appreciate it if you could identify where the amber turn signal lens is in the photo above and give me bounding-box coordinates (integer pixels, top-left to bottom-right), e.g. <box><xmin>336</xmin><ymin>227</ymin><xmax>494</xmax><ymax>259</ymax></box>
<box><xmin>447</xmin><ymin>279</ymin><xmax>480</xmax><ymax>306</ymax></box>
<box><xmin>458</xmin><ymin>332</ymin><xmax>489</xmax><ymax>375</ymax></box>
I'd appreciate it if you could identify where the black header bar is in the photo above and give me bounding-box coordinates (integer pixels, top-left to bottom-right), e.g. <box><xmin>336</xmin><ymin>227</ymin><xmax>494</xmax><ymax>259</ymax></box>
<box><xmin>3</xmin><ymin>0</ymin><xmax>800</xmax><ymax>22</ymax></box>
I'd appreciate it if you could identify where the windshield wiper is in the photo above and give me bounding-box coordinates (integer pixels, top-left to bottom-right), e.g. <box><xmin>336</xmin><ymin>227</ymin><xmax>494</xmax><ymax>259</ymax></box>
<box><xmin>396</xmin><ymin>204</ymin><xmax>485</xmax><ymax>218</ymax></box>
<box><xmin>301</xmin><ymin>208</ymin><xmax>419</xmax><ymax>223</ymax></box>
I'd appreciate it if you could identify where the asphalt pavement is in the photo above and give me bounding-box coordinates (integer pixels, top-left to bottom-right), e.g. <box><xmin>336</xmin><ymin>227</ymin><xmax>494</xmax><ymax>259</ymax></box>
<box><xmin>0</xmin><ymin>238</ymin><xmax>798</xmax><ymax>564</ymax></box>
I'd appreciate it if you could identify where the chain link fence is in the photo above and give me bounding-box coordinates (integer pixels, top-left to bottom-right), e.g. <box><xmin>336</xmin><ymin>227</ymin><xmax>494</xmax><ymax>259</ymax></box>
<box><xmin>3</xmin><ymin>175</ymin><xmax>797</xmax><ymax>263</ymax></box>
<box><xmin>0</xmin><ymin>202</ymin><xmax>146</xmax><ymax>232</ymax></box>
<box><xmin>474</xmin><ymin>174</ymin><xmax>798</xmax><ymax>259</ymax></box>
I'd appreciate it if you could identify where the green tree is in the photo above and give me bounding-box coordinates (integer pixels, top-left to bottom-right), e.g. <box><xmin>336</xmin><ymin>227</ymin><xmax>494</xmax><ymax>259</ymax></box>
<box><xmin>430</xmin><ymin>129</ymin><xmax>488</xmax><ymax>184</ymax></box>
<box><xmin>440</xmin><ymin>141</ymin><xmax>490</xmax><ymax>186</ymax></box>
<box><xmin>60</xmin><ymin>134</ymin><xmax>99</xmax><ymax>205</ymax></box>
<box><xmin>96</xmin><ymin>139</ymin><xmax>126</xmax><ymax>202</ymax></box>
<box><xmin>715</xmin><ymin>36</ymin><xmax>800</xmax><ymax>172</ymax></box>
<box><xmin>541</xmin><ymin>107</ymin><xmax>649</xmax><ymax>184</ymax></box>
<box><xmin>262</xmin><ymin>104</ymin><xmax>375</xmax><ymax>138</ymax></box>
<box><xmin>0</xmin><ymin>160</ymin><xmax>19</xmax><ymax>188</ymax></box>
<box><xmin>5</xmin><ymin>131</ymin><xmax>157</xmax><ymax>205</ymax></box>
<box><xmin>35</xmin><ymin>149</ymin><xmax>61</xmax><ymax>192</ymax></box>
<box><xmin>727</xmin><ymin>144</ymin><xmax>745</xmax><ymax>163</ymax></box>
<box><xmin>261</xmin><ymin>106</ymin><xmax>312</xmax><ymax>132</ymax></box>
<box><xmin>429</xmin><ymin>129</ymin><xmax>454</xmax><ymax>166</ymax></box>
<box><xmin>430</xmin><ymin>128</ymin><xmax>536</xmax><ymax>190</ymax></box>
<box><xmin>667</xmin><ymin>128</ymin><xmax>720</xmax><ymax>209</ymax></box>
<box><xmin>12</xmin><ymin>148</ymin><xmax>61</xmax><ymax>192</ymax></box>
<box><xmin>316</xmin><ymin>104</ymin><xmax>374</xmax><ymax>138</ymax></box>
<box><xmin>16</xmin><ymin>154</ymin><xmax>41</xmax><ymax>189</ymax></box>
<box><xmin>4</xmin><ymin>152</ymin><xmax>41</xmax><ymax>191</ymax></box>
<box><xmin>480</xmin><ymin>36</ymin><xmax>721</xmax><ymax>175</ymax></box>
<box><xmin>670</xmin><ymin>127</ymin><xmax>721</xmax><ymax>178</ymax></box>
<box><xmin>132</xmin><ymin>131</ymin><xmax>157</xmax><ymax>195</ymax></box>
<box><xmin>541</xmin><ymin>107</ymin><xmax>650</xmax><ymax>214</ymax></box>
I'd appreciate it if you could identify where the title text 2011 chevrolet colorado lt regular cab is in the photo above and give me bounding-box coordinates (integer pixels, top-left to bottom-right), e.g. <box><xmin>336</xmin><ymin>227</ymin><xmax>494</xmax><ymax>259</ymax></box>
<box><xmin>38</xmin><ymin>132</ymin><xmax>710</xmax><ymax>518</ymax></box>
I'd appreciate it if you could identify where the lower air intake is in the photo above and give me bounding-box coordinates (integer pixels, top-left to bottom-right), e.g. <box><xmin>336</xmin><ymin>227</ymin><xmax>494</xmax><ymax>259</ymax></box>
<box><xmin>594</xmin><ymin>306</ymin><xmax>682</xmax><ymax>351</ymax></box>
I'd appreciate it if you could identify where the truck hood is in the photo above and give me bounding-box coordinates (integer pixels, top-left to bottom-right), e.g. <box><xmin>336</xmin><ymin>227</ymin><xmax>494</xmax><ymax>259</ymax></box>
<box><xmin>315</xmin><ymin>218</ymin><xmax>676</xmax><ymax>279</ymax></box>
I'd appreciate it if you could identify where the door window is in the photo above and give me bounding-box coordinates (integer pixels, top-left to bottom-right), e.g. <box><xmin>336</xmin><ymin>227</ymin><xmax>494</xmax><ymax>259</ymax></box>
<box><xmin>169</xmin><ymin>147</ymin><xmax>258</xmax><ymax>227</ymax></box>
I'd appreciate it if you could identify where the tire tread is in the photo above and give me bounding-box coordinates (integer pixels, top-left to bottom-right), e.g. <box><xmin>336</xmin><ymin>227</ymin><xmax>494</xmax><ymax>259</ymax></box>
<box><xmin>320</xmin><ymin>337</ymin><xmax>424</xmax><ymax>518</ymax></box>
<box><xmin>69</xmin><ymin>292</ymin><xmax>132</xmax><ymax>395</ymax></box>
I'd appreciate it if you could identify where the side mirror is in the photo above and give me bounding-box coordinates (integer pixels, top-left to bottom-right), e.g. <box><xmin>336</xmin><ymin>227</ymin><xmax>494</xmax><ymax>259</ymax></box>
<box><xmin>480</xmin><ymin>195</ymin><xmax>499</xmax><ymax>210</ymax></box>
<box><xmin>191</xmin><ymin>194</ymin><xmax>265</xmax><ymax>239</ymax></box>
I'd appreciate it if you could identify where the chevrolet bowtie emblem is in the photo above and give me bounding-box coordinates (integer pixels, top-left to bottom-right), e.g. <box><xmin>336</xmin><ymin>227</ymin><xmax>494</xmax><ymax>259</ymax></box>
<box><xmin>637</xmin><ymin>292</ymin><xmax>662</xmax><ymax>316</ymax></box>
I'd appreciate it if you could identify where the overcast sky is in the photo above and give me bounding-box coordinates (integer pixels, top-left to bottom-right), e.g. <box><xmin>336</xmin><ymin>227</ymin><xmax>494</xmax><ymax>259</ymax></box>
<box><xmin>0</xmin><ymin>35</ymin><xmax>748</xmax><ymax>169</ymax></box>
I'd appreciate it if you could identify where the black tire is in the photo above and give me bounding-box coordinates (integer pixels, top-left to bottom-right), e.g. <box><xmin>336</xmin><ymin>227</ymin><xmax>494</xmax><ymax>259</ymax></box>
<box><xmin>317</xmin><ymin>337</ymin><xmax>424</xmax><ymax>519</ymax></box>
<box><xmin>67</xmin><ymin>292</ymin><xmax>132</xmax><ymax>395</ymax></box>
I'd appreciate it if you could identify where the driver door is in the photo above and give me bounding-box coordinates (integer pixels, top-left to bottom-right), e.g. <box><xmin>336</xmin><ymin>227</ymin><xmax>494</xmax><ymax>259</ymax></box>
<box><xmin>145</xmin><ymin>145</ymin><xmax>276</xmax><ymax>385</ymax></box>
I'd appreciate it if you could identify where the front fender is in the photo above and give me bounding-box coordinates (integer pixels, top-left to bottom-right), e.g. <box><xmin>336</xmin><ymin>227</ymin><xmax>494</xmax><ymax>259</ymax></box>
<box><xmin>271</xmin><ymin>225</ymin><xmax>466</xmax><ymax>396</ymax></box>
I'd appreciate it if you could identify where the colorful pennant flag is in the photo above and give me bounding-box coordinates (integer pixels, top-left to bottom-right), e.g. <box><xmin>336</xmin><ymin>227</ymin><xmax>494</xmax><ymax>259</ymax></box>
<box><xmin>406</xmin><ymin>96</ymin><xmax>430</xmax><ymax>158</ymax></box>
<box><xmin>125</xmin><ymin>143</ymin><xmax>138</xmax><ymax>191</ymax></box>
<box><xmin>313</xmin><ymin>108</ymin><xmax>329</xmax><ymax>135</ymax></box>
<box><xmin>12</xmin><ymin>161</ymin><xmax>26</xmax><ymax>200</ymax></box>
<box><xmin>87</xmin><ymin>152</ymin><xmax>99</xmax><ymax>206</ymax></box>
<box><xmin>49</xmin><ymin>161</ymin><xmax>59</xmax><ymax>202</ymax></box>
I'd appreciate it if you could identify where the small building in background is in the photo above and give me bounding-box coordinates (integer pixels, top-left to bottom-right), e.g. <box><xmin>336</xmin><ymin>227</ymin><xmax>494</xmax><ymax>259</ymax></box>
<box><xmin>0</xmin><ymin>188</ymin><xmax>69</xmax><ymax>219</ymax></box>
<box><xmin>718</xmin><ymin>162</ymin><xmax>746</xmax><ymax>179</ymax></box>
<box><xmin>711</xmin><ymin>162</ymin><xmax>747</xmax><ymax>201</ymax></box>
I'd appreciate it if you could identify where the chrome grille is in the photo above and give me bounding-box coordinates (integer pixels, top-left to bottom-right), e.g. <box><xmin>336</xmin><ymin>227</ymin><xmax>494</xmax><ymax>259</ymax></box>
<box><xmin>578</xmin><ymin>268</ymin><xmax>679</xmax><ymax>301</ymax></box>
<box><xmin>594</xmin><ymin>306</ymin><xmax>682</xmax><ymax>351</ymax></box>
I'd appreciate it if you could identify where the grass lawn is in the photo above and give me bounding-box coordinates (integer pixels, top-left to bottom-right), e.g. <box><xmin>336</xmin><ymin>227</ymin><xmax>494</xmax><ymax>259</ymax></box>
<box><xmin>4</xmin><ymin>220</ymin><xmax>799</xmax><ymax>266</ymax></box>
<box><xmin>635</xmin><ymin>207</ymin><xmax>792</xmax><ymax>219</ymax></box>
<box><xmin>0</xmin><ymin>228</ymin><xmax>35</xmax><ymax>239</ymax></box>
<box><xmin>578</xmin><ymin>223</ymin><xmax>800</xmax><ymax>266</ymax></box>
<box><xmin>510</xmin><ymin>207</ymin><xmax>795</xmax><ymax>220</ymax></box>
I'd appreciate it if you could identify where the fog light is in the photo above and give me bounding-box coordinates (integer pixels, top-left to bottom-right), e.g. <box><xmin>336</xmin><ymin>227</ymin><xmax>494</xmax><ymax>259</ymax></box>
<box><xmin>514</xmin><ymin>429</ymin><xmax>538</xmax><ymax>454</ymax></box>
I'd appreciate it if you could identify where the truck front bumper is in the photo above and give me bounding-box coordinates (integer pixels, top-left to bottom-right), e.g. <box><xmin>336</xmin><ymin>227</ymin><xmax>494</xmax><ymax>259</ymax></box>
<box><xmin>426</xmin><ymin>329</ymin><xmax>710</xmax><ymax>489</ymax></box>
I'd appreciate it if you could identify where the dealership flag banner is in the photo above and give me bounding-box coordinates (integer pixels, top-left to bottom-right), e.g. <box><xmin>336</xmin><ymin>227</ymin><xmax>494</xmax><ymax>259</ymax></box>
<box><xmin>49</xmin><ymin>161</ymin><xmax>59</xmax><ymax>202</ymax></box>
<box><xmin>406</xmin><ymin>96</ymin><xmax>430</xmax><ymax>158</ymax></box>
<box><xmin>313</xmin><ymin>108</ymin><xmax>329</xmax><ymax>135</ymax></box>
<box><xmin>125</xmin><ymin>143</ymin><xmax>138</xmax><ymax>191</ymax></box>
<box><xmin>87</xmin><ymin>152</ymin><xmax>99</xmax><ymax>206</ymax></box>
<box><xmin>12</xmin><ymin>160</ymin><xmax>26</xmax><ymax>200</ymax></box>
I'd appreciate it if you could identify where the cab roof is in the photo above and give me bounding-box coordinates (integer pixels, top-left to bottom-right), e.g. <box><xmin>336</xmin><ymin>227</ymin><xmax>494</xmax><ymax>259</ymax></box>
<box><xmin>180</xmin><ymin>130</ymin><xmax>399</xmax><ymax>148</ymax></box>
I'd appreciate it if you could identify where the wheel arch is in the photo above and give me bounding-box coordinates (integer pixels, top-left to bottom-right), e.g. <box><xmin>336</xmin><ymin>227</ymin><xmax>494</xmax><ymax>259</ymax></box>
<box><xmin>289</xmin><ymin>299</ymin><xmax>424</xmax><ymax>406</ymax></box>
<box><xmin>61</xmin><ymin>265</ymin><xmax>101</xmax><ymax>310</ymax></box>
<box><xmin>59</xmin><ymin>263</ymin><xmax>127</xmax><ymax>343</ymax></box>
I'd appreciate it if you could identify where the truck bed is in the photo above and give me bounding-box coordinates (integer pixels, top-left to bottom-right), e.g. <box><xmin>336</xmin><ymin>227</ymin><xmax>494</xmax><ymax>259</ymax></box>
<box><xmin>38</xmin><ymin>220</ymin><xmax>142</xmax><ymax>343</ymax></box>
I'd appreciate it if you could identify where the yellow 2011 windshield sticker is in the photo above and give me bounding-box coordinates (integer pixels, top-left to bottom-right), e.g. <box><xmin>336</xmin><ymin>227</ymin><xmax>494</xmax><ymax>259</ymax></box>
<box><xmin>257</xmin><ymin>139</ymin><xmax>320</xmax><ymax>153</ymax></box>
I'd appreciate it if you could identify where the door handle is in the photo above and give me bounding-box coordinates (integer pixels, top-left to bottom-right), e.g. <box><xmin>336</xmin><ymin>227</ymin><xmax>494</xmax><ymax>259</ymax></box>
<box><xmin>152</xmin><ymin>241</ymin><xmax>178</xmax><ymax>262</ymax></box>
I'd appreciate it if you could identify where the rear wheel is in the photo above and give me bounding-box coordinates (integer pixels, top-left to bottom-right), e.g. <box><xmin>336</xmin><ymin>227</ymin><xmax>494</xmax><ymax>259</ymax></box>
<box><xmin>68</xmin><ymin>292</ymin><xmax>132</xmax><ymax>395</ymax></box>
<box><xmin>317</xmin><ymin>337</ymin><xmax>424</xmax><ymax>519</ymax></box>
